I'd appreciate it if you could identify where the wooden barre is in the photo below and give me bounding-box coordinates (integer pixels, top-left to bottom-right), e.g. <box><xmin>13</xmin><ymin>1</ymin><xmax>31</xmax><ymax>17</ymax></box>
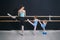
<box><xmin>26</xmin><ymin>16</ymin><xmax>60</xmax><ymax>17</ymax></box>
<box><xmin>0</xmin><ymin>16</ymin><xmax>60</xmax><ymax>17</ymax></box>
<box><xmin>0</xmin><ymin>20</ymin><xmax>60</xmax><ymax>22</ymax></box>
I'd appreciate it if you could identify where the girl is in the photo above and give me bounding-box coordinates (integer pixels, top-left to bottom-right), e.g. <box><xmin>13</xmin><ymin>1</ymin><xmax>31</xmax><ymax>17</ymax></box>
<box><xmin>18</xmin><ymin>6</ymin><xmax>26</xmax><ymax>35</ymax></box>
<box><xmin>39</xmin><ymin>20</ymin><xmax>47</xmax><ymax>35</ymax></box>
<box><xmin>7</xmin><ymin>5</ymin><xmax>26</xmax><ymax>36</ymax></box>
<box><xmin>27</xmin><ymin>16</ymin><xmax>39</xmax><ymax>35</ymax></box>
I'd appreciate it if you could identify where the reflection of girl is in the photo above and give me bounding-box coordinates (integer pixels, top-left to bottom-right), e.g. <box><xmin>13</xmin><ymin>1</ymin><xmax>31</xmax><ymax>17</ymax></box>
<box><xmin>27</xmin><ymin>16</ymin><xmax>39</xmax><ymax>35</ymax></box>
<box><xmin>39</xmin><ymin>20</ymin><xmax>47</xmax><ymax>35</ymax></box>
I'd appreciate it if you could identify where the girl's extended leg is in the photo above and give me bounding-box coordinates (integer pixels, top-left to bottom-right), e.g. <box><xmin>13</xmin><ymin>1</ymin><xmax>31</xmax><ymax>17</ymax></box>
<box><xmin>27</xmin><ymin>19</ymin><xmax>34</xmax><ymax>25</ymax></box>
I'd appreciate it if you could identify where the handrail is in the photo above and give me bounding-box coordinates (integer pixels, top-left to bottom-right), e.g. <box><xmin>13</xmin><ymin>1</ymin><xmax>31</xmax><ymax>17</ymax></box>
<box><xmin>0</xmin><ymin>16</ymin><xmax>60</xmax><ymax>17</ymax></box>
<box><xmin>0</xmin><ymin>20</ymin><xmax>60</xmax><ymax>22</ymax></box>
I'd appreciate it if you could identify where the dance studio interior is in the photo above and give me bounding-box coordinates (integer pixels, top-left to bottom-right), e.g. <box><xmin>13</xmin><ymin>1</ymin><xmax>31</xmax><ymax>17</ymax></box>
<box><xmin>0</xmin><ymin>0</ymin><xmax>60</xmax><ymax>40</ymax></box>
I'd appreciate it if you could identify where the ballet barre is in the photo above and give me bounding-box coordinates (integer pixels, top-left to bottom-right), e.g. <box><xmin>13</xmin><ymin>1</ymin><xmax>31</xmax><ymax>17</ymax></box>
<box><xmin>0</xmin><ymin>20</ymin><xmax>60</xmax><ymax>22</ymax></box>
<box><xmin>0</xmin><ymin>16</ymin><xmax>60</xmax><ymax>17</ymax></box>
<box><xmin>0</xmin><ymin>16</ymin><xmax>60</xmax><ymax>22</ymax></box>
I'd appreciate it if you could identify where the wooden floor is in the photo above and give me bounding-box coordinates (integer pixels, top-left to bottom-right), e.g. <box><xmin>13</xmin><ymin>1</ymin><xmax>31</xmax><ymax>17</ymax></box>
<box><xmin>0</xmin><ymin>30</ymin><xmax>60</xmax><ymax>40</ymax></box>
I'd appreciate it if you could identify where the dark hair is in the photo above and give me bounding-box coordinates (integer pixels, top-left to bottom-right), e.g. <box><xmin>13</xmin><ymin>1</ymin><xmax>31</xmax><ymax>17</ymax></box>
<box><xmin>34</xmin><ymin>16</ymin><xmax>37</xmax><ymax>19</ymax></box>
<box><xmin>18</xmin><ymin>5</ymin><xmax>25</xmax><ymax>10</ymax></box>
<box><xmin>20</xmin><ymin>4</ymin><xmax>24</xmax><ymax>8</ymax></box>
